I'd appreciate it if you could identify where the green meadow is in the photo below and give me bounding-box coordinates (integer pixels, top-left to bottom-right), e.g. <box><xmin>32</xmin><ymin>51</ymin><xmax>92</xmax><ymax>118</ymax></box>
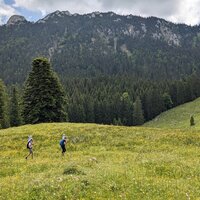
<box><xmin>145</xmin><ymin>97</ymin><xmax>200</xmax><ymax>129</ymax></box>
<box><xmin>1</xmin><ymin>99</ymin><xmax>200</xmax><ymax>199</ymax></box>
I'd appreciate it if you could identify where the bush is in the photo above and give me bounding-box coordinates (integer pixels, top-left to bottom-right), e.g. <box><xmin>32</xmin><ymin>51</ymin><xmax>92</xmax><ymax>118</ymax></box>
<box><xmin>63</xmin><ymin>165</ymin><xmax>85</xmax><ymax>175</ymax></box>
<box><xmin>190</xmin><ymin>115</ymin><xmax>195</xmax><ymax>126</ymax></box>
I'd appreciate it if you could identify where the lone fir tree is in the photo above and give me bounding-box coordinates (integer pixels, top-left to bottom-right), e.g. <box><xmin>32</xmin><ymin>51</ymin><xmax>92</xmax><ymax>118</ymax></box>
<box><xmin>190</xmin><ymin>115</ymin><xmax>195</xmax><ymax>126</ymax></box>
<box><xmin>22</xmin><ymin>58</ymin><xmax>67</xmax><ymax>124</ymax></box>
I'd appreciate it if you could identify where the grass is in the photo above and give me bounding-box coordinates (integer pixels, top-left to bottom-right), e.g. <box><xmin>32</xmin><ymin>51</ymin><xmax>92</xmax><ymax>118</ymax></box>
<box><xmin>144</xmin><ymin>97</ymin><xmax>200</xmax><ymax>129</ymax></box>
<box><xmin>1</xmin><ymin>122</ymin><xmax>200</xmax><ymax>199</ymax></box>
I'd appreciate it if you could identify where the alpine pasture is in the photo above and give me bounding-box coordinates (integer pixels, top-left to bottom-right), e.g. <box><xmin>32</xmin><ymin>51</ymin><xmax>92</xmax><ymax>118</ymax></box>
<box><xmin>1</xmin><ymin>107</ymin><xmax>200</xmax><ymax>199</ymax></box>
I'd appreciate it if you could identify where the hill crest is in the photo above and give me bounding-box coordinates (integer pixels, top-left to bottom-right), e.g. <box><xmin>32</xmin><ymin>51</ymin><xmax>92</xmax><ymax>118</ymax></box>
<box><xmin>144</xmin><ymin>97</ymin><xmax>200</xmax><ymax>129</ymax></box>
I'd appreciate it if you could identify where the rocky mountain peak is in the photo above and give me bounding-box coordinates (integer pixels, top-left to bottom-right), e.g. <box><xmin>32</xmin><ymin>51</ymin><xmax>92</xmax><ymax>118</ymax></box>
<box><xmin>37</xmin><ymin>10</ymin><xmax>71</xmax><ymax>23</ymax></box>
<box><xmin>7</xmin><ymin>15</ymin><xmax>27</xmax><ymax>26</ymax></box>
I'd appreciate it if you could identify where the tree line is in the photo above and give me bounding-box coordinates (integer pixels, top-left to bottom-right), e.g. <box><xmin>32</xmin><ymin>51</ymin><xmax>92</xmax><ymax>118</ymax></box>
<box><xmin>0</xmin><ymin>58</ymin><xmax>200</xmax><ymax>129</ymax></box>
<box><xmin>65</xmin><ymin>73</ymin><xmax>200</xmax><ymax>126</ymax></box>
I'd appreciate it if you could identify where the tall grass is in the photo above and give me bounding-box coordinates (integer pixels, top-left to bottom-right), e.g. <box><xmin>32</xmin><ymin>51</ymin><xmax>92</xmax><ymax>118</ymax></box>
<box><xmin>1</xmin><ymin>123</ymin><xmax>200</xmax><ymax>199</ymax></box>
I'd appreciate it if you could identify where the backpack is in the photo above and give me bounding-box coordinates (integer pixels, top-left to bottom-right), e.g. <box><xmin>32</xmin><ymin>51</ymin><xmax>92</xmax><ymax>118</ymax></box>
<box><xmin>60</xmin><ymin>139</ymin><xmax>65</xmax><ymax>147</ymax></box>
<box><xmin>27</xmin><ymin>141</ymin><xmax>30</xmax><ymax>149</ymax></box>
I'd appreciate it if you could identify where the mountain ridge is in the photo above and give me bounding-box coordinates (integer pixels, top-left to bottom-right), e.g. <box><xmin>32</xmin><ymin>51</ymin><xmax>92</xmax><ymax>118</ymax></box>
<box><xmin>1</xmin><ymin>10</ymin><xmax>200</xmax><ymax>84</ymax></box>
<box><xmin>4</xmin><ymin>10</ymin><xmax>198</xmax><ymax>27</ymax></box>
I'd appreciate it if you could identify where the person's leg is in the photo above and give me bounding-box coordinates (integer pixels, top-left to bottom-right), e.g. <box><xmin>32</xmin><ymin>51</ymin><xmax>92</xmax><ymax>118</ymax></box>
<box><xmin>31</xmin><ymin>149</ymin><xmax>33</xmax><ymax>159</ymax></box>
<box><xmin>61</xmin><ymin>146</ymin><xmax>64</xmax><ymax>155</ymax></box>
<box><xmin>63</xmin><ymin>146</ymin><xmax>66</xmax><ymax>155</ymax></box>
<box><xmin>62</xmin><ymin>146</ymin><xmax>66</xmax><ymax>156</ymax></box>
<box><xmin>26</xmin><ymin>153</ymin><xmax>31</xmax><ymax>159</ymax></box>
<box><xmin>26</xmin><ymin>149</ymin><xmax>33</xmax><ymax>159</ymax></box>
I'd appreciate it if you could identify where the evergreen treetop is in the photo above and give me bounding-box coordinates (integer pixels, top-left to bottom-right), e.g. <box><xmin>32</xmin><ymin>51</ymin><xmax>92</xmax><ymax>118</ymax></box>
<box><xmin>10</xmin><ymin>86</ymin><xmax>22</xmax><ymax>127</ymax></box>
<box><xmin>0</xmin><ymin>79</ymin><xmax>10</xmax><ymax>129</ymax></box>
<box><xmin>22</xmin><ymin>57</ymin><xmax>67</xmax><ymax>124</ymax></box>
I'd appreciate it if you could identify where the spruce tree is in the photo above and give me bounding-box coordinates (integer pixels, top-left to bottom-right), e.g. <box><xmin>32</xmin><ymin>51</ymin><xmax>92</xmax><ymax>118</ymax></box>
<box><xmin>10</xmin><ymin>86</ymin><xmax>22</xmax><ymax>127</ymax></box>
<box><xmin>133</xmin><ymin>96</ymin><xmax>144</xmax><ymax>125</ymax></box>
<box><xmin>162</xmin><ymin>93</ymin><xmax>173</xmax><ymax>110</ymax></box>
<box><xmin>84</xmin><ymin>96</ymin><xmax>94</xmax><ymax>123</ymax></box>
<box><xmin>113</xmin><ymin>118</ymin><xmax>122</xmax><ymax>126</ymax></box>
<box><xmin>22</xmin><ymin>58</ymin><xmax>67</xmax><ymax>124</ymax></box>
<box><xmin>176</xmin><ymin>81</ymin><xmax>185</xmax><ymax>105</ymax></box>
<box><xmin>190</xmin><ymin>115</ymin><xmax>195</xmax><ymax>126</ymax></box>
<box><xmin>0</xmin><ymin>79</ymin><xmax>10</xmax><ymax>128</ymax></box>
<box><xmin>120</xmin><ymin>92</ymin><xmax>133</xmax><ymax>126</ymax></box>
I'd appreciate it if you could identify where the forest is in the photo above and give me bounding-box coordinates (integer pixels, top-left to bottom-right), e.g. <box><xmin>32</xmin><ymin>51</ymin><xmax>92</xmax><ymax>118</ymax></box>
<box><xmin>1</xmin><ymin>67</ymin><xmax>200</xmax><ymax>128</ymax></box>
<box><xmin>1</xmin><ymin>12</ymin><xmax>200</xmax><ymax>128</ymax></box>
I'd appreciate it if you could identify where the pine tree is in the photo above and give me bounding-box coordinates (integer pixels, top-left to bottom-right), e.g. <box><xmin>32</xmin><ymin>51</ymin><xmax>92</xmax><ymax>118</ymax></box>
<box><xmin>162</xmin><ymin>93</ymin><xmax>173</xmax><ymax>110</ymax></box>
<box><xmin>144</xmin><ymin>88</ymin><xmax>165</xmax><ymax>120</ymax></box>
<box><xmin>10</xmin><ymin>86</ymin><xmax>22</xmax><ymax>127</ymax></box>
<box><xmin>120</xmin><ymin>92</ymin><xmax>133</xmax><ymax>126</ymax></box>
<box><xmin>190</xmin><ymin>115</ymin><xmax>195</xmax><ymax>126</ymax></box>
<box><xmin>113</xmin><ymin>118</ymin><xmax>122</xmax><ymax>126</ymax></box>
<box><xmin>22</xmin><ymin>57</ymin><xmax>67</xmax><ymax>124</ymax></box>
<box><xmin>68</xmin><ymin>91</ymin><xmax>86</xmax><ymax>122</ymax></box>
<box><xmin>176</xmin><ymin>81</ymin><xmax>185</xmax><ymax>105</ymax></box>
<box><xmin>0</xmin><ymin>79</ymin><xmax>10</xmax><ymax>128</ymax></box>
<box><xmin>83</xmin><ymin>96</ymin><xmax>94</xmax><ymax>123</ymax></box>
<box><xmin>133</xmin><ymin>96</ymin><xmax>144</xmax><ymax>125</ymax></box>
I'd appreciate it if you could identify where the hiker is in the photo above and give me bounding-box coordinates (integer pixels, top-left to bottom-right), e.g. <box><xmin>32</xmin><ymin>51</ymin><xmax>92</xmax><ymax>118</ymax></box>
<box><xmin>60</xmin><ymin>135</ymin><xmax>67</xmax><ymax>156</ymax></box>
<box><xmin>26</xmin><ymin>136</ymin><xmax>33</xmax><ymax>159</ymax></box>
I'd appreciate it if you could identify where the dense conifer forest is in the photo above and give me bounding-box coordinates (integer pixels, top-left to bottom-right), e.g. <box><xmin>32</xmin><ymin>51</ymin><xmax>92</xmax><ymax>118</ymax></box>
<box><xmin>1</xmin><ymin>11</ymin><xmax>200</xmax><ymax>128</ymax></box>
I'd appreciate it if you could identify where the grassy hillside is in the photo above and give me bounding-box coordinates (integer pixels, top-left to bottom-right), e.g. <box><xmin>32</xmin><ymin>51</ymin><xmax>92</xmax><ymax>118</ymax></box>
<box><xmin>144</xmin><ymin>98</ymin><xmax>200</xmax><ymax>129</ymax></box>
<box><xmin>1</xmin><ymin>123</ymin><xmax>200</xmax><ymax>199</ymax></box>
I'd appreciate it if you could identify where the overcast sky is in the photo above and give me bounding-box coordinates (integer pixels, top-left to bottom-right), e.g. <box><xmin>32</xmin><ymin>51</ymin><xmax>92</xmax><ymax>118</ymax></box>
<box><xmin>0</xmin><ymin>0</ymin><xmax>200</xmax><ymax>25</ymax></box>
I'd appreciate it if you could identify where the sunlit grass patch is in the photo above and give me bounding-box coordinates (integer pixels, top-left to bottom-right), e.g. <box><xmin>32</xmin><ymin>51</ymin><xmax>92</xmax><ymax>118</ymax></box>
<box><xmin>145</xmin><ymin>97</ymin><xmax>200</xmax><ymax>129</ymax></box>
<box><xmin>1</xmin><ymin>123</ymin><xmax>200</xmax><ymax>199</ymax></box>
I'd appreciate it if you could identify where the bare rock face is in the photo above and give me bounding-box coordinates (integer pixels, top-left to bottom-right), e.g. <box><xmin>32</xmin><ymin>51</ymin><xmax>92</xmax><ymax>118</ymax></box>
<box><xmin>7</xmin><ymin>15</ymin><xmax>27</xmax><ymax>26</ymax></box>
<box><xmin>37</xmin><ymin>10</ymin><xmax>71</xmax><ymax>23</ymax></box>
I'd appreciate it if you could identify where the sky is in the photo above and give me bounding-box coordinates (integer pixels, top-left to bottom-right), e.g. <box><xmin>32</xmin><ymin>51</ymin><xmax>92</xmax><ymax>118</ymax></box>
<box><xmin>0</xmin><ymin>0</ymin><xmax>200</xmax><ymax>26</ymax></box>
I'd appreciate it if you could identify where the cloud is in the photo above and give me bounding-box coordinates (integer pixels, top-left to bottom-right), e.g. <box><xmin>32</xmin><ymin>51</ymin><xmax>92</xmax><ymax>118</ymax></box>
<box><xmin>7</xmin><ymin>0</ymin><xmax>200</xmax><ymax>25</ymax></box>
<box><xmin>0</xmin><ymin>0</ymin><xmax>16</xmax><ymax>24</ymax></box>
<box><xmin>99</xmin><ymin>0</ymin><xmax>200</xmax><ymax>25</ymax></box>
<box><xmin>13</xmin><ymin>0</ymin><xmax>102</xmax><ymax>16</ymax></box>
<box><xmin>101</xmin><ymin>0</ymin><xmax>180</xmax><ymax>16</ymax></box>
<box><xmin>171</xmin><ymin>0</ymin><xmax>200</xmax><ymax>25</ymax></box>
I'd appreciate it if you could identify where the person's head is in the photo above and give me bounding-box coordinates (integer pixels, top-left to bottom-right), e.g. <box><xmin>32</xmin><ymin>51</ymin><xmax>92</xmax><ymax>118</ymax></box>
<box><xmin>62</xmin><ymin>134</ymin><xmax>65</xmax><ymax>139</ymax></box>
<box><xmin>64</xmin><ymin>136</ymin><xmax>67</xmax><ymax>140</ymax></box>
<box><xmin>28</xmin><ymin>136</ymin><xmax>33</xmax><ymax>143</ymax></box>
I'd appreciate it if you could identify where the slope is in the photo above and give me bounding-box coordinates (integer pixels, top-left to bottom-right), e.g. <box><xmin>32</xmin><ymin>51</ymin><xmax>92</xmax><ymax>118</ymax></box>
<box><xmin>1</xmin><ymin>11</ymin><xmax>200</xmax><ymax>84</ymax></box>
<box><xmin>144</xmin><ymin>97</ymin><xmax>200</xmax><ymax>129</ymax></box>
<box><xmin>1</xmin><ymin>123</ymin><xmax>200</xmax><ymax>199</ymax></box>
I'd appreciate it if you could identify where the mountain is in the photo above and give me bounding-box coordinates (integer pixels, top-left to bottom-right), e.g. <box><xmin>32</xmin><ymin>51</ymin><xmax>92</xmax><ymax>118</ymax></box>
<box><xmin>0</xmin><ymin>11</ymin><xmax>200</xmax><ymax>84</ymax></box>
<box><xmin>144</xmin><ymin>97</ymin><xmax>200</xmax><ymax>129</ymax></box>
<box><xmin>6</xmin><ymin>15</ymin><xmax>28</xmax><ymax>26</ymax></box>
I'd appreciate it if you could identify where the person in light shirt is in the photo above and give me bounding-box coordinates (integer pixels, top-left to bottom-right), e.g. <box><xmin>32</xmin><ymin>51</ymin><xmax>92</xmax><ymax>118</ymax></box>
<box><xmin>25</xmin><ymin>136</ymin><xmax>33</xmax><ymax>159</ymax></box>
